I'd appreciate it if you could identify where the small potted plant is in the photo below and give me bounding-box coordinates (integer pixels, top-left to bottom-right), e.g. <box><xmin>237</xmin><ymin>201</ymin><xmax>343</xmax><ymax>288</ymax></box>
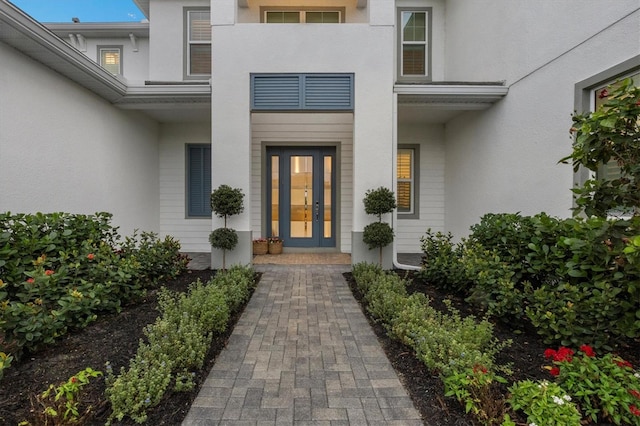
<box><xmin>268</xmin><ymin>236</ymin><xmax>283</xmax><ymax>254</ymax></box>
<box><xmin>253</xmin><ymin>238</ymin><xmax>268</xmax><ymax>255</ymax></box>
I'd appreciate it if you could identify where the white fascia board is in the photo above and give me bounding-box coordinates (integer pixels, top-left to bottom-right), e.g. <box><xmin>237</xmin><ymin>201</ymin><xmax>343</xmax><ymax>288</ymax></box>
<box><xmin>46</xmin><ymin>22</ymin><xmax>149</xmax><ymax>38</ymax></box>
<box><xmin>116</xmin><ymin>84</ymin><xmax>211</xmax><ymax>107</ymax></box>
<box><xmin>0</xmin><ymin>1</ymin><xmax>127</xmax><ymax>101</ymax></box>
<box><xmin>395</xmin><ymin>84</ymin><xmax>509</xmax><ymax>107</ymax></box>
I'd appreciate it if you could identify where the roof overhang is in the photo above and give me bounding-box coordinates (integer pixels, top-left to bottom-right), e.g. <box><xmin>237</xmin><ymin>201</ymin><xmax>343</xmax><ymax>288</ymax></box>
<box><xmin>45</xmin><ymin>22</ymin><xmax>149</xmax><ymax>38</ymax></box>
<box><xmin>0</xmin><ymin>2</ymin><xmax>209</xmax><ymax>122</ymax></box>
<box><xmin>132</xmin><ymin>0</ymin><xmax>149</xmax><ymax>19</ymax></box>
<box><xmin>395</xmin><ymin>83</ymin><xmax>508</xmax><ymax>123</ymax></box>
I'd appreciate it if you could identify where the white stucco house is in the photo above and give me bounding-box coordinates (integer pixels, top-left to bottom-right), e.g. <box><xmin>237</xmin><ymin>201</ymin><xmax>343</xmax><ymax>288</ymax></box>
<box><xmin>1</xmin><ymin>0</ymin><xmax>639</xmax><ymax>268</ymax></box>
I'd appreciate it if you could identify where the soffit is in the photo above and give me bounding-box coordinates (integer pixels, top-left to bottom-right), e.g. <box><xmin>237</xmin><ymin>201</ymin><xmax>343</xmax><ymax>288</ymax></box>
<box><xmin>45</xmin><ymin>22</ymin><xmax>149</xmax><ymax>39</ymax></box>
<box><xmin>395</xmin><ymin>83</ymin><xmax>509</xmax><ymax>124</ymax></box>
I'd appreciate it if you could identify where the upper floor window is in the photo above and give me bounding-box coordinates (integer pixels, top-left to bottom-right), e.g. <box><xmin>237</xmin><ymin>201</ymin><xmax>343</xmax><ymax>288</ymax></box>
<box><xmin>398</xmin><ymin>8</ymin><xmax>431</xmax><ymax>82</ymax></box>
<box><xmin>262</xmin><ymin>8</ymin><xmax>344</xmax><ymax>23</ymax></box>
<box><xmin>98</xmin><ymin>46</ymin><xmax>122</xmax><ymax>75</ymax></box>
<box><xmin>186</xmin><ymin>9</ymin><xmax>211</xmax><ymax>78</ymax></box>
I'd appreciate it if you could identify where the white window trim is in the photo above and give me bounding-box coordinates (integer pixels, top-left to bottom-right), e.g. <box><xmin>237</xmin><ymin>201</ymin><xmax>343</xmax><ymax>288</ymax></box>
<box><xmin>397</xmin><ymin>7</ymin><xmax>432</xmax><ymax>83</ymax></box>
<box><xmin>261</xmin><ymin>7</ymin><xmax>345</xmax><ymax>23</ymax></box>
<box><xmin>185</xmin><ymin>8</ymin><xmax>211</xmax><ymax>79</ymax></box>
<box><xmin>97</xmin><ymin>45</ymin><xmax>122</xmax><ymax>75</ymax></box>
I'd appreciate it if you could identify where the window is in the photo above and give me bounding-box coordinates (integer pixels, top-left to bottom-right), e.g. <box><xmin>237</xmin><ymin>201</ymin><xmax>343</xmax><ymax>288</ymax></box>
<box><xmin>398</xmin><ymin>8</ymin><xmax>431</xmax><ymax>82</ymax></box>
<box><xmin>186</xmin><ymin>144</ymin><xmax>211</xmax><ymax>217</ymax></box>
<box><xmin>186</xmin><ymin>9</ymin><xmax>211</xmax><ymax>77</ymax></box>
<box><xmin>262</xmin><ymin>8</ymin><xmax>344</xmax><ymax>23</ymax></box>
<box><xmin>98</xmin><ymin>46</ymin><xmax>122</xmax><ymax>75</ymax></box>
<box><xmin>397</xmin><ymin>145</ymin><xmax>420</xmax><ymax>218</ymax></box>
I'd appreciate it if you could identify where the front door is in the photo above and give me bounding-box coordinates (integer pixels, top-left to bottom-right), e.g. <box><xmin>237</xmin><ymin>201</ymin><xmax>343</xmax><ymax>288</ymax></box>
<box><xmin>267</xmin><ymin>147</ymin><xmax>336</xmax><ymax>248</ymax></box>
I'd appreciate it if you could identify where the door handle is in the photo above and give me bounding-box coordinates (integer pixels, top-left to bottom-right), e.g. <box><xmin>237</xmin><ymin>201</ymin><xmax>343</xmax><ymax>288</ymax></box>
<box><xmin>315</xmin><ymin>201</ymin><xmax>319</xmax><ymax>221</ymax></box>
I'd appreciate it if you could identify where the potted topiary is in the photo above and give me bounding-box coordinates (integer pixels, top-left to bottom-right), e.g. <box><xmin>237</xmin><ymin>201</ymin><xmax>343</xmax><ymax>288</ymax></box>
<box><xmin>362</xmin><ymin>186</ymin><xmax>397</xmax><ymax>266</ymax></box>
<box><xmin>209</xmin><ymin>184</ymin><xmax>244</xmax><ymax>270</ymax></box>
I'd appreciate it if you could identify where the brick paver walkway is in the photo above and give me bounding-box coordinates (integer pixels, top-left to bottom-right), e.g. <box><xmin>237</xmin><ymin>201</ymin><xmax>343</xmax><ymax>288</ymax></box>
<box><xmin>182</xmin><ymin>264</ymin><xmax>423</xmax><ymax>425</ymax></box>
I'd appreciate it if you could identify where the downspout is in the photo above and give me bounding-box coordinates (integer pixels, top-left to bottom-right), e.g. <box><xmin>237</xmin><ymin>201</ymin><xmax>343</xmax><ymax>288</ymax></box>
<box><xmin>391</xmin><ymin>91</ymin><xmax>421</xmax><ymax>271</ymax></box>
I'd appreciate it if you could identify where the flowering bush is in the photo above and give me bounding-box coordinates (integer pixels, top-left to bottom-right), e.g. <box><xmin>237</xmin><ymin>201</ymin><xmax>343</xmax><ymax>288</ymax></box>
<box><xmin>505</xmin><ymin>379</ymin><xmax>582</xmax><ymax>426</ymax></box>
<box><xmin>0</xmin><ymin>212</ymin><xmax>189</xmax><ymax>365</ymax></box>
<box><xmin>544</xmin><ymin>345</ymin><xmax>640</xmax><ymax>425</ymax></box>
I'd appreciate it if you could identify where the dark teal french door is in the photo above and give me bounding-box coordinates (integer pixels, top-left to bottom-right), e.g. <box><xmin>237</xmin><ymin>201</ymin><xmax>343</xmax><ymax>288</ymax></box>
<box><xmin>267</xmin><ymin>147</ymin><xmax>336</xmax><ymax>248</ymax></box>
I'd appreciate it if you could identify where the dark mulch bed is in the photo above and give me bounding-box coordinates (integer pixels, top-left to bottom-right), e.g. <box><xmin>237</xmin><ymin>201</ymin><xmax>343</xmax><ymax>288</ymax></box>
<box><xmin>1</xmin><ymin>267</ymin><xmax>638</xmax><ymax>425</ymax></box>
<box><xmin>345</xmin><ymin>270</ymin><xmax>640</xmax><ymax>426</ymax></box>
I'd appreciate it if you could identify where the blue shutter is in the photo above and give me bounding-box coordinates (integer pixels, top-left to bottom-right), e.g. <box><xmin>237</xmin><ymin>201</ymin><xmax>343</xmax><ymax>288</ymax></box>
<box><xmin>251</xmin><ymin>73</ymin><xmax>353</xmax><ymax>111</ymax></box>
<box><xmin>187</xmin><ymin>145</ymin><xmax>212</xmax><ymax>217</ymax></box>
<box><xmin>252</xmin><ymin>75</ymin><xmax>301</xmax><ymax>110</ymax></box>
<box><xmin>303</xmin><ymin>75</ymin><xmax>353</xmax><ymax>109</ymax></box>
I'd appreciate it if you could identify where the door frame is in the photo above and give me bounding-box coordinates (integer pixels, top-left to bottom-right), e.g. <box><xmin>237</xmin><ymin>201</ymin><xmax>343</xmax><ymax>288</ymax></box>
<box><xmin>265</xmin><ymin>145</ymin><xmax>337</xmax><ymax>248</ymax></box>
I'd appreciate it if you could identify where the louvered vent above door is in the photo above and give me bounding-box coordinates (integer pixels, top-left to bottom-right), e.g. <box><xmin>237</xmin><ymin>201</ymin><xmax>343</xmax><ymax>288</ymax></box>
<box><xmin>251</xmin><ymin>74</ymin><xmax>354</xmax><ymax>111</ymax></box>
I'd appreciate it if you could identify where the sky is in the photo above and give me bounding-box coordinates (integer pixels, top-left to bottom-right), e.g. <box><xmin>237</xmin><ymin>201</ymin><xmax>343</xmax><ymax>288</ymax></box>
<box><xmin>10</xmin><ymin>0</ymin><xmax>144</xmax><ymax>23</ymax></box>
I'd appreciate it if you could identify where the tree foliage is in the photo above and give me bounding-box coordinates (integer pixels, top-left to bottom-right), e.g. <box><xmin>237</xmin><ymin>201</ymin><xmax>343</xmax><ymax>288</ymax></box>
<box><xmin>562</xmin><ymin>78</ymin><xmax>640</xmax><ymax>217</ymax></box>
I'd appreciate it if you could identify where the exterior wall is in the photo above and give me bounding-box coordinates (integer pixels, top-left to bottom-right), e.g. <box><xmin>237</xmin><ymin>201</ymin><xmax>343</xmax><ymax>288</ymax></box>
<box><xmin>250</xmin><ymin>113</ymin><xmax>354</xmax><ymax>253</ymax></box>
<box><xmin>237</xmin><ymin>0</ymin><xmax>368</xmax><ymax>23</ymax></box>
<box><xmin>396</xmin><ymin>123</ymin><xmax>445</xmax><ymax>253</ymax></box>
<box><xmin>0</xmin><ymin>42</ymin><xmax>160</xmax><ymax>237</ymax></box>
<box><xmin>80</xmin><ymin>37</ymin><xmax>149</xmax><ymax>84</ymax></box>
<box><xmin>442</xmin><ymin>1</ymin><xmax>640</xmax><ymax>240</ymax></box>
<box><xmin>158</xmin><ymin>122</ymin><xmax>212</xmax><ymax>252</ymax></box>
<box><xmin>210</xmin><ymin>0</ymin><xmax>395</xmax><ymax>263</ymax></box>
<box><xmin>148</xmin><ymin>0</ymin><xmax>209</xmax><ymax>81</ymax></box>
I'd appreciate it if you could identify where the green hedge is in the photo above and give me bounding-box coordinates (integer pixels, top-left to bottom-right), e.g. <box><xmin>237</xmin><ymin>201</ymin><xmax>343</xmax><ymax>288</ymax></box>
<box><xmin>105</xmin><ymin>265</ymin><xmax>256</xmax><ymax>424</ymax></box>
<box><xmin>419</xmin><ymin>213</ymin><xmax>640</xmax><ymax>349</ymax></box>
<box><xmin>0</xmin><ymin>212</ymin><xmax>189</xmax><ymax>360</ymax></box>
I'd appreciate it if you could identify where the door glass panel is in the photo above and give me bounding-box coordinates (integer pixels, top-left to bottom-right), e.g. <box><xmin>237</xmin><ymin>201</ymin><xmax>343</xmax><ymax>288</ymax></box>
<box><xmin>271</xmin><ymin>156</ymin><xmax>279</xmax><ymax>236</ymax></box>
<box><xmin>323</xmin><ymin>156</ymin><xmax>332</xmax><ymax>238</ymax></box>
<box><xmin>290</xmin><ymin>156</ymin><xmax>313</xmax><ymax>238</ymax></box>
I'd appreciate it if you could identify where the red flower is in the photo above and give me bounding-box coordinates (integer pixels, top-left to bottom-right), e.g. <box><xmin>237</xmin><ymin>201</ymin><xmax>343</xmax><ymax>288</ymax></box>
<box><xmin>45</xmin><ymin>270</ymin><xmax>54</xmax><ymax>276</ymax></box>
<box><xmin>473</xmin><ymin>364</ymin><xmax>488</xmax><ymax>374</ymax></box>
<box><xmin>544</xmin><ymin>349</ymin><xmax>557</xmax><ymax>359</ymax></box>
<box><xmin>630</xmin><ymin>405</ymin><xmax>640</xmax><ymax>416</ymax></box>
<box><xmin>549</xmin><ymin>367</ymin><xmax>560</xmax><ymax>377</ymax></box>
<box><xmin>87</xmin><ymin>253</ymin><xmax>95</xmax><ymax>260</ymax></box>
<box><xmin>554</xmin><ymin>347</ymin><xmax>574</xmax><ymax>362</ymax></box>
<box><xmin>599</xmin><ymin>88</ymin><xmax>609</xmax><ymax>99</ymax></box>
<box><xmin>26</xmin><ymin>278</ymin><xmax>35</xmax><ymax>284</ymax></box>
<box><xmin>579</xmin><ymin>344</ymin><xmax>596</xmax><ymax>357</ymax></box>
<box><xmin>616</xmin><ymin>359</ymin><xmax>633</xmax><ymax>369</ymax></box>
<box><xmin>629</xmin><ymin>389</ymin><xmax>640</xmax><ymax>400</ymax></box>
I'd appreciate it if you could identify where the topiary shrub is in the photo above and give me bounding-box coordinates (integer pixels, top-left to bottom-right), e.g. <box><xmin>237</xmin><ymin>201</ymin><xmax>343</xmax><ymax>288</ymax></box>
<box><xmin>362</xmin><ymin>187</ymin><xmax>397</xmax><ymax>266</ymax></box>
<box><xmin>209</xmin><ymin>185</ymin><xmax>244</xmax><ymax>270</ymax></box>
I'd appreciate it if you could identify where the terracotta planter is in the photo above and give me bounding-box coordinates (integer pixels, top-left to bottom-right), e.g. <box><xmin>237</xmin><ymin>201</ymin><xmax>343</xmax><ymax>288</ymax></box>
<box><xmin>253</xmin><ymin>241</ymin><xmax>268</xmax><ymax>255</ymax></box>
<box><xmin>268</xmin><ymin>241</ymin><xmax>283</xmax><ymax>254</ymax></box>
